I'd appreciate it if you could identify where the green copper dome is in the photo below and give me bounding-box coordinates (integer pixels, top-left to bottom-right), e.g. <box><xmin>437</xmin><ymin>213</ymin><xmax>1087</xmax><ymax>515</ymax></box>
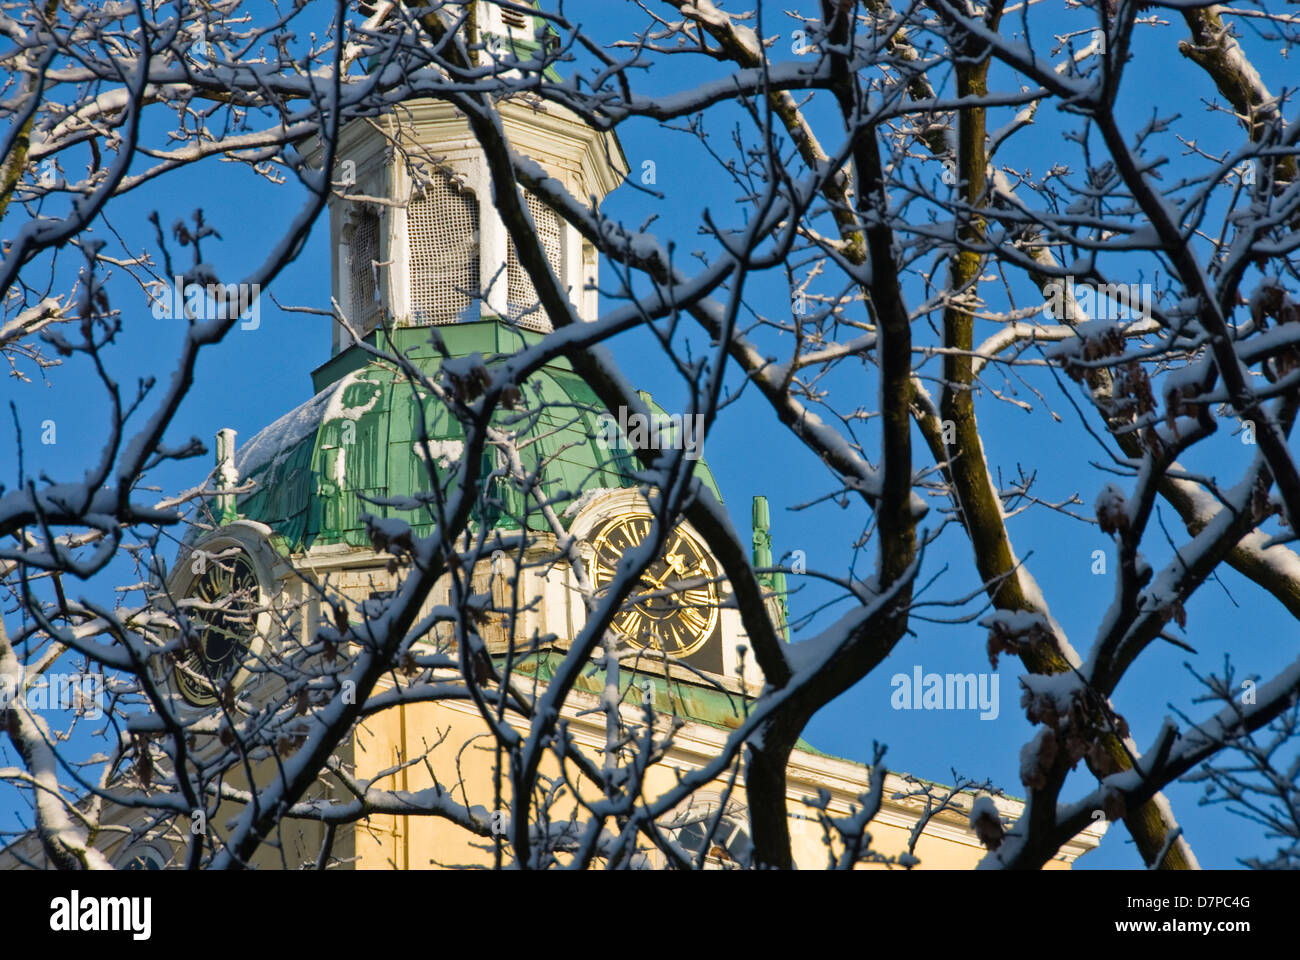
<box><xmin>233</xmin><ymin>322</ymin><xmax>722</xmax><ymax>553</ymax></box>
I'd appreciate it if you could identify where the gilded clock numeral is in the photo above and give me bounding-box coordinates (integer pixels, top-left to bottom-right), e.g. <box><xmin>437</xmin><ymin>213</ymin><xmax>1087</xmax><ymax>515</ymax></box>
<box><xmin>618</xmin><ymin>609</ymin><xmax>644</xmax><ymax>640</ymax></box>
<box><xmin>683</xmin><ymin>587</ymin><xmax>711</xmax><ymax>607</ymax></box>
<box><xmin>679</xmin><ymin>606</ymin><xmax>708</xmax><ymax>634</ymax></box>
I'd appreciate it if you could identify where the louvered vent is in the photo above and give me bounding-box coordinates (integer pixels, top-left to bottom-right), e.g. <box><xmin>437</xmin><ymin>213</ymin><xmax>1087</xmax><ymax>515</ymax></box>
<box><xmin>349</xmin><ymin>208</ymin><xmax>382</xmax><ymax>330</ymax></box>
<box><xmin>409</xmin><ymin>172</ymin><xmax>480</xmax><ymax>325</ymax></box>
<box><xmin>506</xmin><ymin>192</ymin><xmax>560</xmax><ymax>330</ymax></box>
<box><xmin>501</xmin><ymin>6</ymin><xmax>528</xmax><ymax>29</ymax></box>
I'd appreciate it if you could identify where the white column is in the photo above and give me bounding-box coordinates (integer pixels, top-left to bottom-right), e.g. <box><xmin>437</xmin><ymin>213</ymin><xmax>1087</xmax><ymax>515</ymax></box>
<box><xmin>475</xmin><ymin>158</ymin><xmax>508</xmax><ymax>319</ymax></box>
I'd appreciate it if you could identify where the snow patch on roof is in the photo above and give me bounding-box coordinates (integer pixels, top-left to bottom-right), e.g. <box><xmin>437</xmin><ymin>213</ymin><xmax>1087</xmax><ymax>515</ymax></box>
<box><xmin>412</xmin><ymin>439</ymin><xmax>464</xmax><ymax>469</ymax></box>
<box><xmin>235</xmin><ymin>370</ymin><xmax>373</xmax><ymax>478</ymax></box>
<box><xmin>323</xmin><ymin>373</ymin><xmax>382</xmax><ymax>424</ymax></box>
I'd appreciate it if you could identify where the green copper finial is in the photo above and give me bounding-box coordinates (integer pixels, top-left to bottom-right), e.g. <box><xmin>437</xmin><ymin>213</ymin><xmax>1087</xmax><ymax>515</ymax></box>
<box><xmin>752</xmin><ymin>495</ymin><xmax>773</xmax><ymax>570</ymax></box>
<box><xmin>214</xmin><ymin>428</ymin><xmax>239</xmax><ymax>525</ymax></box>
<box><xmin>752</xmin><ymin>496</ymin><xmax>790</xmax><ymax>642</ymax></box>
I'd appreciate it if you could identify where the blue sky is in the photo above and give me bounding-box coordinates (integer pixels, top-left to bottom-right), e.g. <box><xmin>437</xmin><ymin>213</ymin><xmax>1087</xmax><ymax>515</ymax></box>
<box><xmin>3</xmin><ymin>1</ymin><xmax>1296</xmax><ymax>868</ymax></box>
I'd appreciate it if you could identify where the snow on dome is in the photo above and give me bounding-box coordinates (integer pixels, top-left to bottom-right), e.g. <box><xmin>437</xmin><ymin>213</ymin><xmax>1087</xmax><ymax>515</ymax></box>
<box><xmin>412</xmin><ymin>439</ymin><xmax>465</xmax><ymax>469</ymax></box>
<box><xmin>235</xmin><ymin>370</ymin><xmax>372</xmax><ymax>478</ymax></box>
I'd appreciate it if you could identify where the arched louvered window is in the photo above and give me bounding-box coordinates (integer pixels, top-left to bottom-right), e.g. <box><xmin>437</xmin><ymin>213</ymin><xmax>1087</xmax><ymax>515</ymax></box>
<box><xmin>408</xmin><ymin>171</ymin><xmax>480</xmax><ymax>325</ymax></box>
<box><xmin>348</xmin><ymin>207</ymin><xmax>382</xmax><ymax>330</ymax></box>
<box><xmin>506</xmin><ymin>192</ymin><xmax>560</xmax><ymax>331</ymax></box>
<box><xmin>676</xmin><ymin>816</ymin><xmax>752</xmax><ymax>868</ymax></box>
<box><xmin>665</xmin><ymin>798</ymin><xmax>752</xmax><ymax>869</ymax></box>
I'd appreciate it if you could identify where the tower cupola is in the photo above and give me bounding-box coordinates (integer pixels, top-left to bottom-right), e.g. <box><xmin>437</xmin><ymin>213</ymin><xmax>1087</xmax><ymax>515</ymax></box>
<box><xmin>313</xmin><ymin>78</ymin><xmax>626</xmax><ymax>354</ymax></box>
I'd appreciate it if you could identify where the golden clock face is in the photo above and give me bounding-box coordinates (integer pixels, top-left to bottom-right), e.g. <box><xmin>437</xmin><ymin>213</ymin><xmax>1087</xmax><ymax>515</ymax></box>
<box><xmin>589</xmin><ymin>512</ymin><xmax>721</xmax><ymax>658</ymax></box>
<box><xmin>175</xmin><ymin>550</ymin><xmax>260</xmax><ymax>706</ymax></box>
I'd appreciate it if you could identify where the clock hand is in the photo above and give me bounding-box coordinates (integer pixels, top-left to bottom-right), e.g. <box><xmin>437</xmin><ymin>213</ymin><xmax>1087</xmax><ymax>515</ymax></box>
<box><xmin>638</xmin><ymin>567</ymin><xmax>671</xmax><ymax>591</ymax></box>
<box><xmin>638</xmin><ymin>554</ymin><xmax>693</xmax><ymax>592</ymax></box>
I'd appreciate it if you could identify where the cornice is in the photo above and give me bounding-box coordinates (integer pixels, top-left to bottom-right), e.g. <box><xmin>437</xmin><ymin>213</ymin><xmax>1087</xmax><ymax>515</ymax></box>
<box><xmin>421</xmin><ymin>682</ymin><xmax>1103</xmax><ymax>863</ymax></box>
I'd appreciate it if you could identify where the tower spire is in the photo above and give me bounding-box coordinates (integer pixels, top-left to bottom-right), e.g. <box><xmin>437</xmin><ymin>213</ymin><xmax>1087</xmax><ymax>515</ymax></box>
<box><xmin>752</xmin><ymin>496</ymin><xmax>790</xmax><ymax>640</ymax></box>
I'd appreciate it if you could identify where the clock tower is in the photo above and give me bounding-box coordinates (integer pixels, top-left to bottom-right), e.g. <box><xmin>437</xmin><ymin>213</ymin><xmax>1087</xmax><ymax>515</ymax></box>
<box><xmin>161</xmin><ymin>70</ymin><xmax>788</xmax><ymax>862</ymax></box>
<box><xmin>192</xmin><ymin>59</ymin><xmax>774</xmax><ymax>698</ymax></box>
